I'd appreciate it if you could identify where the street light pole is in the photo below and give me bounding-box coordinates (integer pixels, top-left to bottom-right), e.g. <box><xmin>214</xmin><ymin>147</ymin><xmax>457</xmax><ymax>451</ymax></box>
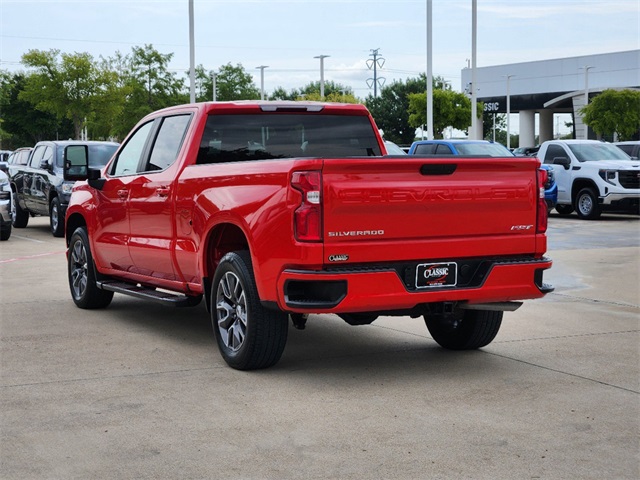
<box><xmin>188</xmin><ymin>0</ymin><xmax>195</xmax><ymax>103</ymax></box>
<box><xmin>426</xmin><ymin>0</ymin><xmax>433</xmax><ymax>140</ymax></box>
<box><xmin>314</xmin><ymin>55</ymin><xmax>330</xmax><ymax>99</ymax></box>
<box><xmin>503</xmin><ymin>74</ymin><xmax>515</xmax><ymax>149</ymax></box>
<box><xmin>212</xmin><ymin>72</ymin><xmax>217</xmax><ymax>102</ymax></box>
<box><xmin>256</xmin><ymin>65</ymin><xmax>268</xmax><ymax>100</ymax></box>
<box><xmin>470</xmin><ymin>0</ymin><xmax>478</xmax><ymax>139</ymax></box>
<box><xmin>580</xmin><ymin>65</ymin><xmax>594</xmax><ymax>106</ymax></box>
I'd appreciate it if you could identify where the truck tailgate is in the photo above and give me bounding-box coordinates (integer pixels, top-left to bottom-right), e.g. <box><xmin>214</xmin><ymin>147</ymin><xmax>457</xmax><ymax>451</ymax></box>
<box><xmin>322</xmin><ymin>156</ymin><xmax>540</xmax><ymax>262</ymax></box>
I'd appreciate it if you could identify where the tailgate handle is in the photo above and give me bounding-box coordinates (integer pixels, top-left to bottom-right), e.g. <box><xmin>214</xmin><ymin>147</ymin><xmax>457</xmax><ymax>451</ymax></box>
<box><xmin>420</xmin><ymin>164</ymin><xmax>457</xmax><ymax>175</ymax></box>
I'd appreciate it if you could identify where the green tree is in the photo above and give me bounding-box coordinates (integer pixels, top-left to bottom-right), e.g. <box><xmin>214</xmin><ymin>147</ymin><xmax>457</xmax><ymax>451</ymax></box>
<box><xmin>581</xmin><ymin>89</ymin><xmax>640</xmax><ymax>140</ymax></box>
<box><xmin>365</xmin><ymin>75</ymin><xmax>427</xmax><ymax>145</ymax></box>
<box><xmin>20</xmin><ymin>49</ymin><xmax>108</xmax><ymax>139</ymax></box>
<box><xmin>269</xmin><ymin>86</ymin><xmax>300</xmax><ymax>101</ymax></box>
<box><xmin>483</xmin><ymin>112</ymin><xmax>507</xmax><ymax>143</ymax></box>
<box><xmin>299</xmin><ymin>91</ymin><xmax>359</xmax><ymax>104</ymax></box>
<box><xmin>1</xmin><ymin>71</ymin><xmax>73</xmax><ymax>147</ymax></box>
<box><xmin>216</xmin><ymin>63</ymin><xmax>260</xmax><ymax>101</ymax></box>
<box><xmin>407</xmin><ymin>89</ymin><xmax>474</xmax><ymax>138</ymax></box>
<box><xmin>194</xmin><ymin>63</ymin><xmax>260</xmax><ymax>102</ymax></box>
<box><xmin>108</xmin><ymin>45</ymin><xmax>186</xmax><ymax>138</ymax></box>
<box><xmin>268</xmin><ymin>81</ymin><xmax>354</xmax><ymax>102</ymax></box>
<box><xmin>299</xmin><ymin>81</ymin><xmax>352</xmax><ymax>99</ymax></box>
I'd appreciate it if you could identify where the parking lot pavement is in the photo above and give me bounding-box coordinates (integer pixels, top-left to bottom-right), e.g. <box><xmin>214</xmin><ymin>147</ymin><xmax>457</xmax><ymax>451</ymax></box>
<box><xmin>1</xmin><ymin>216</ymin><xmax>639</xmax><ymax>479</ymax></box>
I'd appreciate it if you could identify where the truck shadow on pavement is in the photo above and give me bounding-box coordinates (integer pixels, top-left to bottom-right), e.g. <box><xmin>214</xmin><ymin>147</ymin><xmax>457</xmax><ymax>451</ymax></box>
<box><xmin>102</xmin><ymin>298</ymin><xmax>501</xmax><ymax>377</ymax></box>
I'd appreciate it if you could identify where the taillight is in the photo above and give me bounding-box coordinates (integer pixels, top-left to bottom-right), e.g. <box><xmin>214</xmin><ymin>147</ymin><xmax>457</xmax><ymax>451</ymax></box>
<box><xmin>536</xmin><ymin>168</ymin><xmax>548</xmax><ymax>233</ymax></box>
<box><xmin>291</xmin><ymin>170</ymin><xmax>322</xmax><ymax>242</ymax></box>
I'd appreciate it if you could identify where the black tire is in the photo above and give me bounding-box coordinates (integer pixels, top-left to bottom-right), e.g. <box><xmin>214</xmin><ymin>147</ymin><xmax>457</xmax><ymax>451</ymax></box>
<box><xmin>50</xmin><ymin>197</ymin><xmax>64</xmax><ymax>237</ymax></box>
<box><xmin>554</xmin><ymin>204</ymin><xmax>574</xmax><ymax>215</ymax></box>
<box><xmin>575</xmin><ymin>187</ymin><xmax>601</xmax><ymax>220</ymax></box>
<box><xmin>424</xmin><ymin>309</ymin><xmax>503</xmax><ymax>350</ymax></box>
<box><xmin>68</xmin><ymin>227</ymin><xmax>113</xmax><ymax>309</ymax></box>
<box><xmin>11</xmin><ymin>190</ymin><xmax>29</xmax><ymax>228</ymax></box>
<box><xmin>211</xmin><ymin>251</ymin><xmax>288</xmax><ymax>370</ymax></box>
<box><xmin>0</xmin><ymin>222</ymin><xmax>10</xmax><ymax>241</ymax></box>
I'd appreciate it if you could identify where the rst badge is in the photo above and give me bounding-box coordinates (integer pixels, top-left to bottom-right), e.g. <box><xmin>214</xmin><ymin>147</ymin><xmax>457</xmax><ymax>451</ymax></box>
<box><xmin>416</xmin><ymin>262</ymin><xmax>458</xmax><ymax>289</ymax></box>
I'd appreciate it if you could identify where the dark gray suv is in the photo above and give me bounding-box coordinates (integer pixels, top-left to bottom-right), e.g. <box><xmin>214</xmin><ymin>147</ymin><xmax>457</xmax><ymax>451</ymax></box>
<box><xmin>10</xmin><ymin>141</ymin><xmax>118</xmax><ymax>237</ymax></box>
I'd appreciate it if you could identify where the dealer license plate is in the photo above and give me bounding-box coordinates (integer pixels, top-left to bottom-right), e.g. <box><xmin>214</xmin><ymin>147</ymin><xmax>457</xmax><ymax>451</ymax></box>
<box><xmin>415</xmin><ymin>262</ymin><xmax>458</xmax><ymax>289</ymax></box>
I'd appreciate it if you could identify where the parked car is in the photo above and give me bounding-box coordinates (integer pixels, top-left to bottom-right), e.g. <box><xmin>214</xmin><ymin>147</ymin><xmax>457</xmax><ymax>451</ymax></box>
<box><xmin>384</xmin><ymin>140</ymin><xmax>407</xmax><ymax>155</ymax></box>
<box><xmin>0</xmin><ymin>170</ymin><xmax>12</xmax><ymax>240</ymax></box>
<box><xmin>538</xmin><ymin>140</ymin><xmax>640</xmax><ymax>219</ymax></box>
<box><xmin>9</xmin><ymin>141</ymin><xmax>118</xmax><ymax>236</ymax></box>
<box><xmin>408</xmin><ymin>140</ymin><xmax>558</xmax><ymax>211</ymax></box>
<box><xmin>614</xmin><ymin>141</ymin><xmax>640</xmax><ymax>159</ymax></box>
<box><xmin>409</xmin><ymin>139</ymin><xmax>513</xmax><ymax>156</ymax></box>
<box><xmin>6</xmin><ymin>147</ymin><xmax>33</xmax><ymax>169</ymax></box>
<box><xmin>513</xmin><ymin>146</ymin><xmax>540</xmax><ymax>157</ymax></box>
<box><xmin>0</xmin><ymin>150</ymin><xmax>12</xmax><ymax>174</ymax></box>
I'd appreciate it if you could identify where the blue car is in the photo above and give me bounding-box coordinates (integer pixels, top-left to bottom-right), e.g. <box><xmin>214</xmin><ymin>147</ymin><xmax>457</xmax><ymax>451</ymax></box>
<box><xmin>408</xmin><ymin>139</ymin><xmax>558</xmax><ymax>211</ymax></box>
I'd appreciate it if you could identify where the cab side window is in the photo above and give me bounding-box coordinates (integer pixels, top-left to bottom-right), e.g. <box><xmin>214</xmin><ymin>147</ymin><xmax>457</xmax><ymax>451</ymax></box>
<box><xmin>40</xmin><ymin>146</ymin><xmax>53</xmax><ymax>168</ymax></box>
<box><xmin>17</xmin><ymin>150</ymin><xmax>30</xmax><ymax>165</ymax></box>
<box><xmin>543</xmin><ymin>145</ymin><xmax>566</xmax><ymax>164</ymax></box>
<box><xmin>144</xmin><ymin>115</ymin><xmax>192</xmax><ymax>172</ymax></box>
<box><xmin>111</xmin><ymin>122</ymin><xmax>154</xmax><ymax>176</ymax></box>
<box><xmin>435</xmin><ymin>144</ymin><xmax>453</xmax><ymax>154</ymax></box>
<box><xmin>29</xmin><ymin>146</ymin><xmax>46</xmax><ymax>168</ymax></box>
<box><xmin>414</xmin><ymin>144</ymin><xmax>435</xmax><ymax>155</ymax></box>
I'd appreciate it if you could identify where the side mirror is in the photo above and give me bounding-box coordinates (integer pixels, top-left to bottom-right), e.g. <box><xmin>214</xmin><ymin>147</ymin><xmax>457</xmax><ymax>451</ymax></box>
<box><xmin>553</xmin><ymin>156</ymin><xmax>571</xmax><ymax>170</ymax></box>
<box><xmin>87</xmin><ymin>167</ymin><xmax>106</xmax><ymax>190</ymax></box>
<box><xmin>64</xmin><ymin>145</ymin><xmax>89</xmax><ymax>181</ymax></box>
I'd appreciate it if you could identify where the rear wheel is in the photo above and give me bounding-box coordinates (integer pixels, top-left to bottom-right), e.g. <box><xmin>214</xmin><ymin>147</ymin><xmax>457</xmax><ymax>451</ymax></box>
<box><xmin>211</xmin><ymin>251</ymin><xmax>288</xmax><ymax>370</ymax></box>
<box><xmin>424</xmin><ymin>309</ymin><xmax>503</xmax><ymax>350</ymax></box>
<box><xmin>50</xmin><ymin>197</ymin><xmax>64</xmax><ymax>237</ymax></box>
<box><xmin>575</xmin><ymin>187</ymin><xmax>601</xmax><ymax>220</ymax></box>
<box><xmin>68</xmin><ymin>227</ymin><xmax>113</xmax><ymax>309</ymax></box>
<box><xmin>0</xmin><ymin>221</ymin><xmax>10</xmax><ymax>241</ymax></box>
<box><xmin>554</xmin><ymin>204</ymin><xmax>573</xmax><ymax>215</ymax></box>
<box><xmin>11</xmin><ymin>190</ymin><xmax>29</xmax><ymax>228</ymax></box>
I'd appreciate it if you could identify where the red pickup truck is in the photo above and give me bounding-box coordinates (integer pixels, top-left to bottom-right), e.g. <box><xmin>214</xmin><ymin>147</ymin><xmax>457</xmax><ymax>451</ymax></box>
<box><xmin>64</xmin><ymin>101</ymin><xmax>552</xmax><ymax>370</ymax></box>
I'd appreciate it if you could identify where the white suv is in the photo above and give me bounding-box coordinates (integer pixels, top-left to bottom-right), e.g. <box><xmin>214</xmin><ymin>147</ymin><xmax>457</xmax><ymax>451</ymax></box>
<box><xmin>538</xmin><ymin>140</ymin><xmax>640</xmax><ymax>219</ymax></box>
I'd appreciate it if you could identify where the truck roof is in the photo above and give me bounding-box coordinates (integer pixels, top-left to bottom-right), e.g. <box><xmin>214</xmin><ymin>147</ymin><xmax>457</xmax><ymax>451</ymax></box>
<box><xmin>146</xmin><ymin>101</ymin><xmax>371</xmax><ymax>118</ymax></box>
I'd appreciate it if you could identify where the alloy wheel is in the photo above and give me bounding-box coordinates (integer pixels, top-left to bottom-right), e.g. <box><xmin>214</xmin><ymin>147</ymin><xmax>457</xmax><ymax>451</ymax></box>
<box><xmin>216</xmin><ymin>271</ymin><xmax>247</xmax><ymax>352</ymax></box>
<box><xmin>69</xmin><ymin>239</ymin><xmax>88</xmax><ymax>299</ymax></box>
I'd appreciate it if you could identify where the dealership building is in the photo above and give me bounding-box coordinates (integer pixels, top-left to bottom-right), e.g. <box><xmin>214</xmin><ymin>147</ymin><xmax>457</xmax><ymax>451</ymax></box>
<box><xmin>460</xmin><ymin>50</ymin><xmax>640</xmax><ymax>146</ymax></box>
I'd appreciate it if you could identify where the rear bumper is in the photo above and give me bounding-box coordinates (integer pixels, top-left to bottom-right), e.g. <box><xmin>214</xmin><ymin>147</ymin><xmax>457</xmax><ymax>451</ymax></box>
<box><xmin>276</xmin><ymin>256</ymin><xmax>553</xmax><ymax>314</ymax></box>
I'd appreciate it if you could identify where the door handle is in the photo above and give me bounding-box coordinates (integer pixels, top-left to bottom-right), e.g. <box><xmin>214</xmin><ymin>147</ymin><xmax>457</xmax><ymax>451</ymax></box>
<box><xmin>117</xmin><ymin>189</ymin><xmax>128</xmax><ymax>199</ymax></box>
<box><xmin>156</xmin><ymin>186</ymin><xmax>170</xmax><ymax>197</ymax></box>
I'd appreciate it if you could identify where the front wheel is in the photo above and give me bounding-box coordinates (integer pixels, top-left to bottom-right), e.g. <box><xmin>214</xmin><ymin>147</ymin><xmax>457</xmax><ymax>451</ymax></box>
<box><xmin>424</xmin><ymin>309</ymin><xmax>503</xmax><ymax>350</ymax></box>
<box><xmin>11</xmin><ymin>190</ymin><xmax>29</xmax><ymax>228</ymax></box>
<box><xmin>575</xmin><ymin>188</ymin><xmax>601</xmax><ymax>220</ymax></box>
<box><xmin>50</xmin><ymin>197</ymin><xmax>64</xmax><ymax>237</ymax></box>
<box><xmin>68</xmin><ymin>227</ymin><xmax>113</xmax><ymax>309</ymax></box>
<box><xmin>211</xmin><ymin>251</ymin><xmax>288</xmax><ymax>370</ymax></box>
<box><xmin>554</xmin><ymin>204</ymin><xmax>574</xmax><ymax>216</ymax></box>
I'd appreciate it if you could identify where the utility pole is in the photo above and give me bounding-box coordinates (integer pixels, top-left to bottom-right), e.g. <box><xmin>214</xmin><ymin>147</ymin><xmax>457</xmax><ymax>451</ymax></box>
<box><xmin>188</xmin><ymin>0</ymin><xmax>195</xmax><ymax>103</ymax></box>
<box><xmin>256</xmin><ymin>65</ymin><xmax>268</xmax><ymax>100</ymax></box>
<box><xmin>212</xmin><ymin>72</ymin><xmax>217</xmax><ymax>101</ymax></box>
<box><xmin>366</xmin><ymin>48</ymin><xmax>385</xmax><ymax>97</ymax></box>
<box><xmin>314</xmin><ymin>55</ymin><xmax>330</xmax><ymax>98</ymax></box>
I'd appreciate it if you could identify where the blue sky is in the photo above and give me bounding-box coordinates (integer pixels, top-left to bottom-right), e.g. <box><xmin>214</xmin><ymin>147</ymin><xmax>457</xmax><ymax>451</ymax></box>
<box><xmin>1</xmin><ymin>0</ymin><xmax>639</xmax><ymax>98</ymax></box>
